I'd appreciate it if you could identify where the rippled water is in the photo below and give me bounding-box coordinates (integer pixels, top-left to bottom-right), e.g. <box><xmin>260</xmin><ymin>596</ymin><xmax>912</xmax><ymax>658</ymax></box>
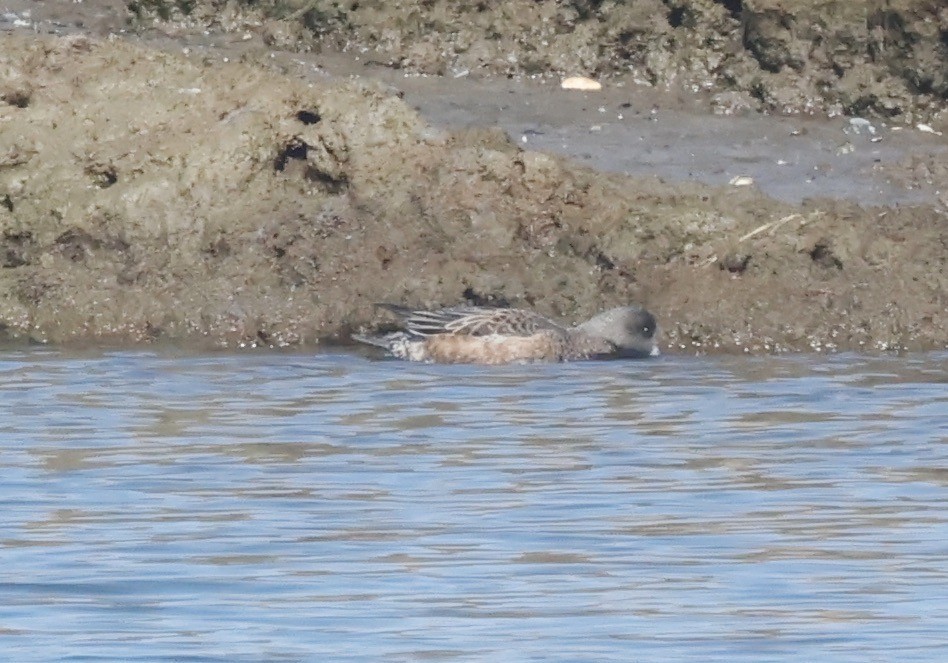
<box><xmin>1</xmin><ymin>348</ymin><xmax>946</xmax><ymax>662</ymax></box>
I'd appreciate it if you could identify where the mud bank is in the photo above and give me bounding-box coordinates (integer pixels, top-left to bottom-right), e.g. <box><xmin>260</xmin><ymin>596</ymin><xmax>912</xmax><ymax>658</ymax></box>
<box><xmin>123</xmin><ymin>0</ymin><xmax>948</xmax><ymax>124</ymax></box>
<box><xmin>0</xmin><ymin>34</ymin><xmax>945</xmax><ymax>353</ymax></box>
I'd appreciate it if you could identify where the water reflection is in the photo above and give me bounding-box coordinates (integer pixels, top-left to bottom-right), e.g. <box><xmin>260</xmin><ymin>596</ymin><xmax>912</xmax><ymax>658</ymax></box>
<box><xmin>0</xmin><ymin>348</ymin><xmax>946</xmax><ymax>662</ymax></box>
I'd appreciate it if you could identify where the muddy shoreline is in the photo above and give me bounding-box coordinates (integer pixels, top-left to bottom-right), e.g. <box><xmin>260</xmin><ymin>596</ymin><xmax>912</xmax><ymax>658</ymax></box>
<box><xmin>0</xmin><ymin>3</ymin><xmax>946</xmax><ymax>354</ymax></box>
<box><xmin>128</xmin><ymin>0</ymin><xmax>948</xmax><ymax>124</ymax></box>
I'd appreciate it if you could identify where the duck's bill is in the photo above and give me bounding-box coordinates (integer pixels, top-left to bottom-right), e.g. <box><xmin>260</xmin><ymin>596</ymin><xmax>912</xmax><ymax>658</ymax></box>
<box><xmin>605</xmin><ymin>345</ymin><xmax>661</xmax><ymax>360</ymax></box>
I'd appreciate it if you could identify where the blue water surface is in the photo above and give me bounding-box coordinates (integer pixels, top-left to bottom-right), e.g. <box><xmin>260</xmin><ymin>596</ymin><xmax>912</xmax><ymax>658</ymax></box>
<box><xmin>1</xmin><ymin>348</ymin><xmax>946</xmax><ymax>662</ymax></box>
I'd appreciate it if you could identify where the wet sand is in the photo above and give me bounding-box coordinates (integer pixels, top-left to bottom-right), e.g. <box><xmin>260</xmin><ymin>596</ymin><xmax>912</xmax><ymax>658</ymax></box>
<box><xmin>315</xmin><ymin>60</ymin><xmax>948</xmax><ymax>207</ymax></box>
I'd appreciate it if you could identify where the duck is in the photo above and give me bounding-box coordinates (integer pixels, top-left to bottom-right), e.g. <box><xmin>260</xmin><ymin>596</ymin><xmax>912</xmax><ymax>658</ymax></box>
<box><xmin>353</xmin><ymin>303</ymin><xmax>659</xmax><ymax>364</ymax></box>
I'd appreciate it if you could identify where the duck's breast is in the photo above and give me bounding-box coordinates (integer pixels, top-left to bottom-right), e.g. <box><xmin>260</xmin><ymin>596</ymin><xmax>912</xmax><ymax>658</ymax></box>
<box><xmin>423</xmin><ymin>332</ymin><xmax>564</xmax><ymax>364</ymax></box>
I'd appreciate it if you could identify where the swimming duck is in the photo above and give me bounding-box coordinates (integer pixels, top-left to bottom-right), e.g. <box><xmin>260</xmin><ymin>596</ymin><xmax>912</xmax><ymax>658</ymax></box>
<box><xmin>353</xmin><ymin>303</ymin><xmax>659</xmax><ymax>364</ymax></box>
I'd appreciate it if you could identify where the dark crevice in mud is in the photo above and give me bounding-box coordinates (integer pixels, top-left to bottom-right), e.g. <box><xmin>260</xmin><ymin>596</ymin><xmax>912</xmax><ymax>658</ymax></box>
<box><xmin>56</xmin><ymin>229</ymin><xmax>100</xmax><ymax>262</ymax></box>
<box><xmin>269</xmin><ymin>243</ymin><xmax>286</xmax><ymax>258</ymax></box>
<box><xmin>274</xmin><ymin>139</ymin><xmax>347</xmax><ymax>191</ymax></box>
<box><xmin>809</xmin><ymin>241</ymin><xmax>843</xmax><ymax>271</ymax></box>
<box><xmin>569</xmin><ymin>1</ymin><xmax>606</xmax><ymax>22</ymax></box>
<box><xmin>296</xmin><ymin>109</ymin><xmax>321</xmax><ymax>125</ymax></box>
<box><xmin>2</xmin><ymin>250</ymin><xmax>28</xmax><ymax>268</ymax></box>
<box><xmin>715</xmin><ymin>0</ymin><xmax>742</xmax><ymax>20</ymax></box>
<box><xmin>719</xmin><ymin>252</ymin><xmax>751</xmax><ymax>274</ymax></box>
<box><xmin>1</xmin><ymin>87</ymin><xmax>31</xmax><ymax>108</ymax></box>
<box><xmin>54</xmin><ymin>228</ymin><xmax>129</xmax><ymax>262</ymax></box>
<box><xmin>2</xmin><ymin>231</ymin><xmax>32</xmax><ymax>268</ymax></box>
<box><xmin>15</xmin><ymin>279</ymin><xmax>51</xmax><ymax>306</ymax></box>
<box><xmin>142</xmin><ymin>321</ymin><xmax>162</xmax><ymax>340</ymax></box>
<box><xmin>202</xmin><ymin>237</ymin><xmax>230</xmax><ymax>258</ymax></box>
<box><xmin>274</xmin><ymin>140</ymin><xmax>308</xmax><ymax>171</ymax></box>
<box><xmin>374</xmin><ymin>244</ymin><xmax>393</xmax><ymax>269</ymax></box>
<box><xmin>847</xmin><ymin>94</ymin><xmax>903</xmax><ymax>118</ymax></box>
<box><xmin>86</xmin><ymin>164</ymin><xmax>118</xmax><ymax>188</ymax></box>
<box><xmin>593</xmin><ymin>251</ymin><xmax>616</xmax><ymax>272</ymax></box>
<box><xmin>305</xmin><ymin>167</ymin><xmax>348</xmax><ymax>193</ymax></box>
<box><xmin>201</xmin><ymin>237</ymin><xmax>233</xmax><ymax>258</ymax></box>
<box><xmin>462</xmin><ymin>287</ymin><xmax>511</xmax><ymax>308</ymax></box>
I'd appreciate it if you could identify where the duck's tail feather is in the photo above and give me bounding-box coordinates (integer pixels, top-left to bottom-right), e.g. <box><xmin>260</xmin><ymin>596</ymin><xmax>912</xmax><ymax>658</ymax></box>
<box><xmin>351</xmin><ymin>332</ymin><xmax>390</xmax><ymax>349</ymax></box>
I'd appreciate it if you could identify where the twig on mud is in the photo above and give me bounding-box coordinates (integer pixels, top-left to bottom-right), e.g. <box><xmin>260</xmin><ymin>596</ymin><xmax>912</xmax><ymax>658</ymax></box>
<box><xmin>737</xmin><ymin>213</ymin><xmax>803</xmax><ymax>242</ymax></box>
<box><xmin>937</xmin><ymin>194</ymin><xmax>948</xmax><ymax>217</ymax></box>
<box><xmin>285</xmin><ymin>1</ymin><xmax>319</xmax><ymax>21</ymax></box>
<box><xmin>703</xmin><ymin>213</ymin><xmax>807</xmax><ymax>266</ymax></box>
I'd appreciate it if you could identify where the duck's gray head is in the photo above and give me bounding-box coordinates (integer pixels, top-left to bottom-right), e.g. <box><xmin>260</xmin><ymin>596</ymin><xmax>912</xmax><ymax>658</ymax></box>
<box><xmin>575</xmin><ymin>306</ymin><xmax>659</xmax><ymax>358</ymax></box>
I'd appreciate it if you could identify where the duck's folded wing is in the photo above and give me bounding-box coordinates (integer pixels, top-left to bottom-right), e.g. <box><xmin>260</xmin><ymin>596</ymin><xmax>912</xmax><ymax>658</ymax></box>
<box><xmin>376</xmin><ymin>304</ymin><xmax>560</xmax><ymax>337</ymax></box>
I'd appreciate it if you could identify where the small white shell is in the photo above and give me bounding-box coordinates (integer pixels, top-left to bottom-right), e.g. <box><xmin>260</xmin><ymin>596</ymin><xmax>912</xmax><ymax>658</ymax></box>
<box><xmin>729</xmin><ymin>175</ymin><xmax>755</xmax><ymax>187</ymax></box>
<box><xmin>916</xmin><ymin>123</ymin><xmax>943</xmax><ymax>136</ymax></box>
<box><xmin>561</xmin><ymin>76</ymin><xmax>602</xmax><ymax>91</ymax></box>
